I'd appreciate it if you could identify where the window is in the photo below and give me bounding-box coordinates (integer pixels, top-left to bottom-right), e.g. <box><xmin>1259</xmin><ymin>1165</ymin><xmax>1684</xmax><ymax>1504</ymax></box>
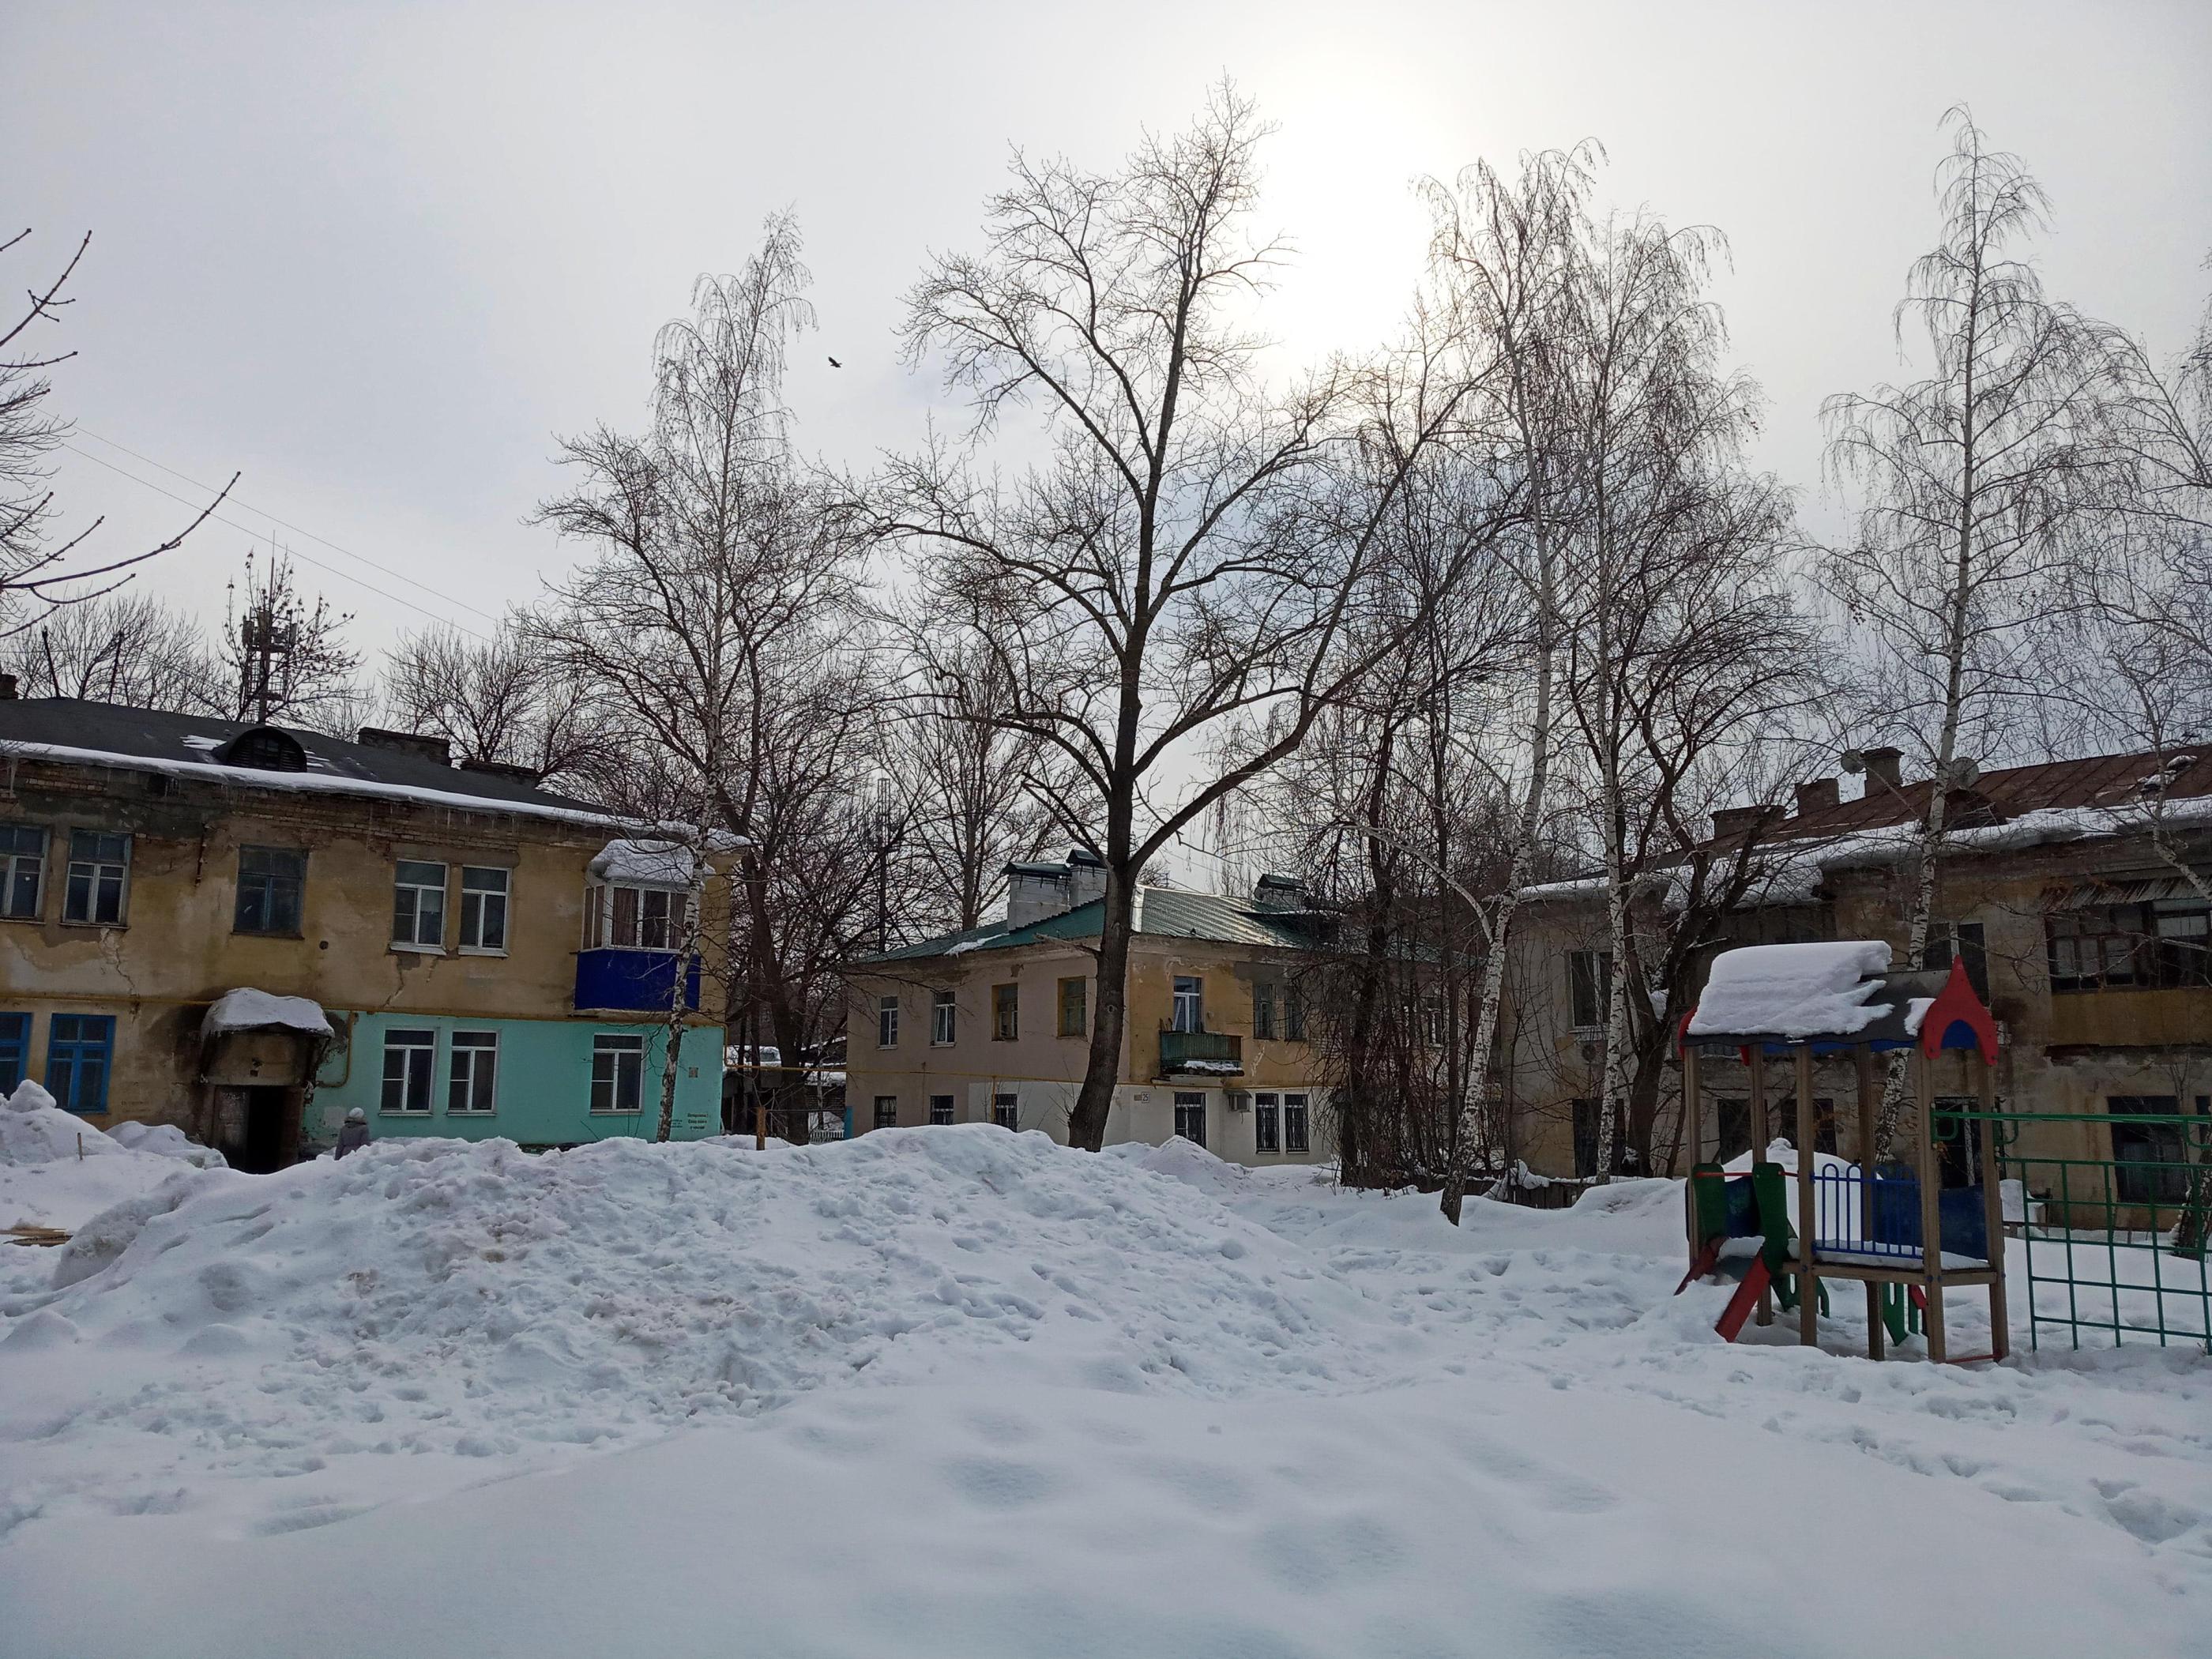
<box><xmin>929</xmin><ymin>1094</ymin><xmax>956</xmax><ymax>1126</ymax></box>
<box><xmin>447</xmin><ymin>1030</ymin><xmax>498</xmax><ymax>1114</ymax></box>
<box><xmin>1254</xmin><ymin>1091</ymin><xmax>1280</xmax><ymax>1154</ymax></box>
<box><xmin>591</xmin><ymin>1033</ymin><xmax>645</xmax><ymax>1114</ymax></box>
<box><xmin>2109</xmin><ymin>1097</ymin><xmax>2188</xmax><ymax>1205</ymax></box>
<box><xmin>1714</xmin><ymin>1097</ymin><xmax>1751</xmax><ymax>1163</ymax></box>
<box><xmin>1284</xmin><ymin>982</ymin><xmax>1307</xmax><ymax>1043</ymax></box>
<box><xmin>1058</xmin><ymin>976</ymin><xmax>1087</xmax><ymax>1038</ymax></box>
<box><xmin>392</xmin><ymin>860</ymin><xmax>448</xmax><ymax>949</ymax></box>
<box><xmin>0</xmin><ymin>1011</ymin><xmax>27</xmax><ymax>1092</ymax></box>
<box><xmin>1569</xmin><ymin>950</ymin><xmax>1612</xmax><ymax>1031</ymax></box>
<box><xmin>1172</xmin><ymin>976</ymin><xmax>1202</xmax><ymax>1034</ymax></box>
<box><xmin>1172</xmin><ymin>1090</ymin><xmax>1206</xmax><ymax>1147</ymax></box>
<box><xmin>993</xmin><ymin>982</ymin><xmax>1019</xmax><ymax>1041</ymax></box>
<box><xmin>460</xmin><ymin>867</ymin><xmax>510</xmax><ymax>952</ymax></box>
<box><xmin>874</xmin><ymin>1096</ymin><xmax>899</xmax><ymax>1130</ymax></box>
<box><xmin>2049</xmin><ymin>901</ymin><xmax>2212</xmax><ymax>992</ymax></box>
<box><xmin>63</xmin><ymin>831</ymin><xmax>130</xmax><ymax>924</ymax></box>
<box><xmin>1924</xmin><ymin>920</ymin><xmax>1988</xmax><ymax>999</ymax></box>
<box><xmin>877</xmin><ymin>995</ymin><xmax>900</xmax><ymax>1048</ymax></box>
<box><xmin>235</xmin><ymin>846</ymin><xmax>306</xmax><ymax>935</ymax></box>
<box><xmin>1420</xmin><ymin>995</ymin><xmax>1447</xmax><ymax>1046</ymax></box>
<box><xmin>590</xmin><ymin>884</ymin><xmax>690</xmax><ymax>950</ymax></box>
<box><xmin>927</xmin><ymin>988</ymin><xmax>956</xmax><ymax>1046</ymax></box>
<box><xmin>1253</xmin><ymin>984</ymin><xmax>1277</xmax><ymax>1041</ymax></box>
<box><xmin>0</xmin><ymin>824</ymin><xmax>46</xmax><ymax>919</ymax></box>
<box><xmin>381</xmin><ymin>1028</ymin><xmax>437</xmax><ymax>1114</ymax></box>
<box><xmin>45</xmin><ymin>1014</ymin><xmax>114</xmax><ymax>1114</ymax></box>
<box><xmin>1282</xmin><ymin>1093</ymin><xmax>1310</xmax><ymax>1154</ymax></box>
<box><xmin>992</xmin><ymin>1092</ymin><xmax>1018</xmax><ymax>1130</ymax></box>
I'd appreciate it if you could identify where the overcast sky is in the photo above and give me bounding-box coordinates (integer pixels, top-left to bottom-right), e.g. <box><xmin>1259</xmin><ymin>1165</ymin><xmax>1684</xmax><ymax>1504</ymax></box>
<box><xmin>9</xmin><ymin>1</ymin><xmax>2210</xmax><ymax>664</ymax></box>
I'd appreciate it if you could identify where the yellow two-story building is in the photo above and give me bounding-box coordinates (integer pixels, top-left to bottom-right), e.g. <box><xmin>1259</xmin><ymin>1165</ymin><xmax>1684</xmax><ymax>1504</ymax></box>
<box><xmin>0</xmin><ymin>692</ymin><xmax>726</xmax><ymax>1168</ymax></box>
<box><xmin>845</xmin><ymin>852</ymin><xmax>1330</xmax><ymax>1164</ymax></box>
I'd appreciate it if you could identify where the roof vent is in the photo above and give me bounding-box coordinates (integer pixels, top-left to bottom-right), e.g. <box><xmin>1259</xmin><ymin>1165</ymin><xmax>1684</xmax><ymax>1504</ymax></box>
<box><xmin>356</xmin><ymin>727</ymin><xmax>453</xmax><ymax>767</ymax></box>
<box><xmin>1254</xmin><ymin>872</ymin><xmax>1309</xmax><ymax>911</ymax></box>
<box><xmin>458</xmin><ymin>758</ymin><xmax>542</xmax><ymax>788</ymax></box>
<box><xmin>214</xmin><ymin>724</ymin><xmax>307</xmax><ymax>772</ymax></box>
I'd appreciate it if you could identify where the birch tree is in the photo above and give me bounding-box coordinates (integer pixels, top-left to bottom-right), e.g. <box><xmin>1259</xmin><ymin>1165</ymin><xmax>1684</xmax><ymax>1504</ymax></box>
<box><xmin>1820</xmin><ymin>109</ymin><xmax>2122</xmax><ymax>1149</ymax></box>
<box><xmin>879</xmin><ymin>85</ymin><xmax>1488</xmax><ymax>1153</ymax></box>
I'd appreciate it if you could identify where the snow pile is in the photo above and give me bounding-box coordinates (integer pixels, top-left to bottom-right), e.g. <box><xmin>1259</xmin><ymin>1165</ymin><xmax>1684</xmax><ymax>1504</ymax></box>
<box><xmin>2</xmin><ymin>1132</ymin><xmax>2208</xmax><ymax>1657</ymax></box>
<box><xmin>1687</xmin><ymin>939</ymin><xmax>1894</xmax><ymax>1038</ymax></box>
<box><xmin>589</xmin><ymin>837</ymin><xmax>694</xmax><ymax>886</ymax></box>
<box><xmin>201</xmin><ymin>988</ymin><xmax>331</xmax><ymax>1037</ymax></box>
<box><xmin>107</xmin><ymin>1119</ymin><xmax>225</xmax><ymax>1166</ymax></box>
<box><xmin>0</xmin><ymin>1079</ymin><xmax>121</xmax><ymax>1164</ymax></box>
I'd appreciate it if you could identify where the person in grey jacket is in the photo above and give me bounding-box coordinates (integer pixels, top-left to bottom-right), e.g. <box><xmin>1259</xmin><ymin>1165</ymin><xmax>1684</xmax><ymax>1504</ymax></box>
<box><xmin>334</xmin><ymin>1106</ymin><xmax>371</xmax><ymax>1159</ymax></box>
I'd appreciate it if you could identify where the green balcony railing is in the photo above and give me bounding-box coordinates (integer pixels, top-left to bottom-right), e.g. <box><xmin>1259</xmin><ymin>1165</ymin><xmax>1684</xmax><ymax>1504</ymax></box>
<box><xmin>1160</xmin><ymin>1029</ymin><xmax>1242</xmax><ymax>1075</ymax></box>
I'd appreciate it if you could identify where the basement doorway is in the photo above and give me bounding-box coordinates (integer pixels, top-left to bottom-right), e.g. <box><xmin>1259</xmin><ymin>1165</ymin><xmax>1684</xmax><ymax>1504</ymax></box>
<box><xmin>215</xmin><ymin>1085</ymin><xmax>300</xmax><ymax>1173</ymax></box>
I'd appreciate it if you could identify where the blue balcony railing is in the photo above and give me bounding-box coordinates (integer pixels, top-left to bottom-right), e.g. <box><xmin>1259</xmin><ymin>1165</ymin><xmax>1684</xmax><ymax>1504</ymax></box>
<box><xmin>574</xmin><ymin>948</ymin><xmax>702</xmax><ymax>1014</ymax></box>
<box><xmin>1160</xmin><ymin>1029</ymin><xmax>1242</xmax><ymax>1075</ymax></box>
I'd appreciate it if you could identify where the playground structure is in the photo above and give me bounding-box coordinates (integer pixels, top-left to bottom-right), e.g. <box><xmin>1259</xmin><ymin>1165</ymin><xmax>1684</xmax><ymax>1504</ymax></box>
<box><xmin>1675</xmin><ymin>942</ymin><xmax>2007</xmax><ymax>1364</ymax></box>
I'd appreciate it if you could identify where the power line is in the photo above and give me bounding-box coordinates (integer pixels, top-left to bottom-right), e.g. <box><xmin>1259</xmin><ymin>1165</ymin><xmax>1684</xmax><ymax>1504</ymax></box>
<box><xmin>71</xmin><ymin>426</ymin><xmax>506</xmax><ymax>625</ymax></box>
<box><xmin>57</xmin><ymin>440</ymin><xmax>495</xmax><ymax>642</ymax></box>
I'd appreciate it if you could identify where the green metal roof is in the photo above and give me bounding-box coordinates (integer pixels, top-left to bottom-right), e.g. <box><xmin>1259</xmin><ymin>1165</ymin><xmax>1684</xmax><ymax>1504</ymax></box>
<box><xmin>854</xmin><ymin>887</ymin><xmax>1324</xmax><ymax>965</ymax></box>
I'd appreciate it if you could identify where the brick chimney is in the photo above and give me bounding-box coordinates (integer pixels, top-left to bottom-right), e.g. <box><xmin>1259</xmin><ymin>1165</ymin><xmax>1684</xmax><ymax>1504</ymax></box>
<box><xmin>1710</xmin><ymin>804</ymin><xmax>1775</xmax><ymax>841</ymax></box>
<box><xmin>1794</xmin><ymin>777</ymin><xmax>1839</xmax><ymax>816</ymax></box>
<box><xmin>1862</xmin><ymin>746</ymin><xmax>1903</xmax><ymax>789</ymax></box>
<box><xmin>356</xmin><ymin>727</ymin><xmax>453</xmax><ymax>767</ymax></box>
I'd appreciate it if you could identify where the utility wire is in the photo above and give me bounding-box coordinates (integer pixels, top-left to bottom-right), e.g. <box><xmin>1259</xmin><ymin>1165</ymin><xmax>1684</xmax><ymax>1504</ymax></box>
<box><xmin>72</xmin><ymin>426</ymin><xmax>506</xmax><ymax>625</ymax></box>
<box><xmin>58</xmin><ymin>440</ymin><xmax>495</xmax><ymax>643</ymax></box>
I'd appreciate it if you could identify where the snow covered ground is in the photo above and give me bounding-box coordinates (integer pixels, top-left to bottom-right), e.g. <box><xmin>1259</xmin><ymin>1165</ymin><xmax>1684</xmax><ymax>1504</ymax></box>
<box><xmin>1</xmin><ymin>1127</ymin><xmax>2206</xmax><ymax>1657</ymax></box>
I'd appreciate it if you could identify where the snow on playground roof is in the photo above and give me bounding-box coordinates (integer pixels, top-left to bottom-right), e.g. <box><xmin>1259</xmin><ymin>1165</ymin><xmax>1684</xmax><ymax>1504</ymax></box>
<box><xmin>201</xmin><ymin>989</ymin><xmax>333</xmax><ymax>1038</ymax></box>
<box><xmin>1685</xmin><ymin>941</ymin><xmax>1893</xmax><ymax>1040</ymax></box>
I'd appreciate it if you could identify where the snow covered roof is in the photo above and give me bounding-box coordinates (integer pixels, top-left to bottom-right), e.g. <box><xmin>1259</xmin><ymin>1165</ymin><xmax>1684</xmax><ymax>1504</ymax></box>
<box><xmin>589</xmin><ymin>839</ymin><xmax>696</xmax><ymax>887</ymax></box>
<box><xmin>1686</xmin><ymin>942</ymin><xmax>1893</xmax><ymax>1040</ymax></box>
<box><xmin>0</xmin><ymin>697</ymin><xmax>615</xmax><ymax>825</ymax></box>
<box><xmin>202</xmin><ymin>989</ymin><xmax>333</xmax><ymax>1039</ymax></box>
<box><xmin>858</xmin><ymin>886</ymin><xmax>1325</xmax><ymax>965</ymax></box>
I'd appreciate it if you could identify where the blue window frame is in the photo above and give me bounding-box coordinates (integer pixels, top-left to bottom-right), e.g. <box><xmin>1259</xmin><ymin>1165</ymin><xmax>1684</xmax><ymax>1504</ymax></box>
<box><xmin>0</xmin><ymin>1012</ymin><xmax>28</xmax><ymax>1093</ymax></box>
<box><xmin>47</xmin><ymin>1014</ymin><xmax>115</xmax><ymax>1114</ymax></box>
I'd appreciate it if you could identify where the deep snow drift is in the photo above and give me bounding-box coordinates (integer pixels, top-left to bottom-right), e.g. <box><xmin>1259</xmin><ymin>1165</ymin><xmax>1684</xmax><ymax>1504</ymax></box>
<box><xmin>1</xmin><ymin>1127</ymin><xmax>2206</xmax><ymax>1658</ymax></box>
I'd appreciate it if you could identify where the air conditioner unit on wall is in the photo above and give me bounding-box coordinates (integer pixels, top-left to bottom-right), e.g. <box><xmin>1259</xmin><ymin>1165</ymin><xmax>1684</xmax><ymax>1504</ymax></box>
<box><xmin>1226</xmin><ymin>1090</ymin><xmax>1251</xmax><ymax>1113</ymax></box>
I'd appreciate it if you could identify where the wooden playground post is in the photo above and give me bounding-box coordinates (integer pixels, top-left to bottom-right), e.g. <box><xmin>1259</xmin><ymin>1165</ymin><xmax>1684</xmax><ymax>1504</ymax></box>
<box><xmin>1681</xmin><ymin>1042</ymin><xmax>1703</xmax><ymax>1258</ymax></box>
<box><xmin>1750</xmin><ymin>1053</ymin><xmax>1773</xmax><ymax>1326</ymax></box>
<box><xmin>1795</xmin><ymin>1044</ymin><xmax>1819</xmax><ymax>1348</ymax></box>
<box><xmin>1977</xmin><ymin>1050</ymin><xmax>2009</xmax><ymax>1361</ymax></box>
<box><xmin>1857</xmin><ymin>1040</ymin><xmax>1883</xmax><ymax>1361</ymax></box>
<box><xmin>1915</xmin><ymin>1052</ymin><xmax>1947</xmax><ymax>1363</ymax></box>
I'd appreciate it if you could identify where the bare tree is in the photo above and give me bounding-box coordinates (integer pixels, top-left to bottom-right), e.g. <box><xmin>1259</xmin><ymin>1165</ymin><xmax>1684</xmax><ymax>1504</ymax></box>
<box><xmin>0</xmin><ymin>589</ymin><xmax>218</xmax><ymax>708</ymax></box>
<box><xmin>879</xmin><ymin>85</ymin><xmax>1486</xmax><ymax>1153</ymax></box>
<box><xmin>883</xmin><ymin>628</ymin><xmax>1057</xmax><ymax>934</ymax></box>
<box><xmin>383</xmin><ymin>623</ymin><xmax>620</xmax><ymax>796</ymax></box>
<box><xmin>536</xmin><ymin>215</ymin><xmax>879</xmax><ymax>1141</ymax></box>
<box><xmin>216</xmin><ymin>548</ymin><xmax>364</xmax><ymax>732</ymax></box>
<box><xmin>1820</xmin><ymin>109</ymin><xmax>2116</xmax><ymax>991</ymax></box>
<box><xmin>0</xmin><ymin>229</ymin><xmax>231</xmax><ymax>629</ymax></box>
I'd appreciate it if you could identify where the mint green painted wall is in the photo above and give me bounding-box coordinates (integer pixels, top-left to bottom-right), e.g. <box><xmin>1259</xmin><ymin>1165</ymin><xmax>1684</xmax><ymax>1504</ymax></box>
<box><xmin>313</xmin><ymin>1010</ymin><xmax>722</xmax><ymax>1146</ymax></box>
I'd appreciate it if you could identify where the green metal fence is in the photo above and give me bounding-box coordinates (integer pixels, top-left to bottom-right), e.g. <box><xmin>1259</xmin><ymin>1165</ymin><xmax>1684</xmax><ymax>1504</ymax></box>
<box><xmin>1933</xmin><ymin>1104</ymin><xmax>2212</xmax><ymax>1354</ymax></box>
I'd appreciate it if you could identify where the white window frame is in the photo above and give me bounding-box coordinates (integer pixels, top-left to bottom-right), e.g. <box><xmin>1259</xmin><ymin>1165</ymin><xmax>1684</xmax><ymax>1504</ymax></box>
<box><xmin>381</xmin><ymin>1028</ymin><xmax>438</xmax><ymax>1115</ymax></box>
<box><xmin>0</xmin><ymin>824</ymin><xmax>47</xmax><ymax>920</ymax></box>
<box><xmin>991</xmin><ymin>1092</ymin><xmax>1018</xmax><ymax>1130</ymax></box>
<box><xmin>392</xmin><ymin>860</ymin><xmax>449</xmax><ymax>952</ymax></box>
<box><xmin>932</xmin><ymin>988</ymin><xmax>956</xmax><ymax>1046</ymax></box>
<box><xmin>1283</xmin><ymin>1092</ymin><xmax>1311</xmax><ymax>1154</ymax></box>
<box><xmin>873</xmin><ymin>1095</ymin><xmax>899</xmax><ymax>1130</ymax></box>
<box><xmin>1172</xmin><ymin>1089</ymin><xmax>1207</xmax><ymax>1148</ymax></box>
<box><xmin>1254</xmin><ymin>1091</ymin><xmax>1281</xmax><ymax>1155</ymax></box>
<box><xmin>877</xmin><ymin>995</ymin><xmax>900</xmax><ymax>1049</ymax></box>
<box><xmin>1172</xmin><ymin>976</ymin><xmax>1202</xmax><ymax>1034</ymax></box>
<box><xmin>459</xmin><ymin>866</ymin><xmax>510</xmax><ymax>954</ymax></box>
<box><xmin>62</xmin><ymin>829</ymin><xmax>130</xmax><ymax>926</ymax></box>
<box><xmin>928</xmin><ymin>1094</ymin><xmax>956</xmax><ymax>1126</ymax></box>
<box><xmin>590</xmin><ymin>1033</ymin><xmax>646</xmax><ymax>1114</ymax></box>
<box><xmin>447</xmin><ymin>1029</ymin><xmax>498</xmax><ymax>1115</ymax></box>
<box><xmin>585</xmin><ymin>882</ymin><xmax>690</xmax><ymax>951</ymax></box>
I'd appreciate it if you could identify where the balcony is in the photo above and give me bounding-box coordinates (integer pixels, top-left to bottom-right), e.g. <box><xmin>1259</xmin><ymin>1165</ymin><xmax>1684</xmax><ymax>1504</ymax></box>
<box><xmin>1160</xmin><ymin>1028</ymin><xmax>1242</xmax><ymax>1078</ymax></box>
<box><xmin>574</xmin><ymin>949</ymin><xmax>702</xmax><ymax>1014</ymax></box>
